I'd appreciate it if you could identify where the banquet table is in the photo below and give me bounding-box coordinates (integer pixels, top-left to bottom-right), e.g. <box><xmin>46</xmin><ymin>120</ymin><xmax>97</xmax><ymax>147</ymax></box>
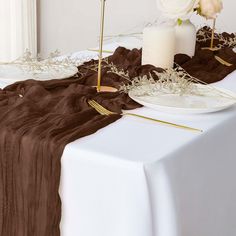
<box><xmin>1</xmin><ymin>38</ymin><xmax>236</xmax><ymax>236</ymax></box>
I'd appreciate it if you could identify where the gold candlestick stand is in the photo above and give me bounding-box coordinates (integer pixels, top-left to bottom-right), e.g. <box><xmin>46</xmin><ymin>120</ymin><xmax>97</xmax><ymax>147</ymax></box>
<box><xmin>96</xmin><ymin>0</ymin><xmax>117</xmax><ymax>92</ymax></box>
<box><xmin>210</xmin><ymin>18</ymin><xmax>216</xmax><ymax>49</ymax></box>
<box><xmin>202</xmin><ymin>18</ymin><xmax>218</xmax><ymax>51</ymax></box>
<box><xmin>202</xmin><ymin>18</ymin><xmax>232</xmax><ymax>67</ymax></box>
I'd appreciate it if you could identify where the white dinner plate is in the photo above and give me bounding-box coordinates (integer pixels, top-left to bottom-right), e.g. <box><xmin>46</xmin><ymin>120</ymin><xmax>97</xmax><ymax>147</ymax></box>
<box><xmin>128</xmin><ymin>84</ymin><xmax>236</xmax><ymax>114</ymax></box>
<box><xmin>0</xmin><ymin>64</ymin><xmax>78</xmax><ymax>82</ymax></box>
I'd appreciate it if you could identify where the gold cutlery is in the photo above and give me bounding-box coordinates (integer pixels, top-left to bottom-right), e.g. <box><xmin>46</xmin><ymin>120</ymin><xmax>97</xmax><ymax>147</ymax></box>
<box><xmin>88</xmin><ymin>99</ymin><xmax>203</xmax><ymax>133</ymax></box>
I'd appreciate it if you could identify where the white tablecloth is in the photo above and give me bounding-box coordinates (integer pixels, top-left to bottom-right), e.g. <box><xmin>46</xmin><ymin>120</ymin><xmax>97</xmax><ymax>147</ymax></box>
<box><xmin>1</xmin><ymin>39</ymin><xmax>236</xmax><ymax>236</ymax></box>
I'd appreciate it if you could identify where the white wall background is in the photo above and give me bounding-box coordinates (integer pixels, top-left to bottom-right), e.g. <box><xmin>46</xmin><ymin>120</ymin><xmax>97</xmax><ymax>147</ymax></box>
<box><xmin>39</xmin><ymin>0</ymin><xmax>157</xmax><ymax>56</ymax></box>
<box><xmin>39</xmin><ymin>0</ymin><xmax>236</xmax><ymax>57</ymax></box>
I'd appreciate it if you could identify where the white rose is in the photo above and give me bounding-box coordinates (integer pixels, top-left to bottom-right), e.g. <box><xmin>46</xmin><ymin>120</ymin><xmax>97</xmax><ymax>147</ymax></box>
<box><xmin>157</xmin><ymin>0</ymin><xmax>200</xmax><ymax>20</ymax></box>
<box><xmin>199</xmin><ymin>0</ymin><xmax>223</xmax><ymax>19</ymax></box>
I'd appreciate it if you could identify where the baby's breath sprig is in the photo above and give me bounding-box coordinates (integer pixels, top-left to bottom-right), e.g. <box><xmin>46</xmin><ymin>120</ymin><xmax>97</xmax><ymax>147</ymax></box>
<box><xmin>197</xmin><ymin>27</ymin><xmax>236</xmax><ymax>49</ymax></box>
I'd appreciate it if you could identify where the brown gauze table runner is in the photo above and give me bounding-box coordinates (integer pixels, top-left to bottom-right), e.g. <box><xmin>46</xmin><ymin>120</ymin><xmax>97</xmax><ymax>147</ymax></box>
<box><xmin>1</xmin><ymin>32</ymin><xmax>236</xmax><ymax>236</ymax></box>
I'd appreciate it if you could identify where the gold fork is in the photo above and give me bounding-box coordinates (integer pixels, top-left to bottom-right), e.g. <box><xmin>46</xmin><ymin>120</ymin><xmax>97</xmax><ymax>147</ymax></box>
<box><xmin>88</xmin><ymin>100</ymin><xmax>203</xmax><ymax>133</ymax></box>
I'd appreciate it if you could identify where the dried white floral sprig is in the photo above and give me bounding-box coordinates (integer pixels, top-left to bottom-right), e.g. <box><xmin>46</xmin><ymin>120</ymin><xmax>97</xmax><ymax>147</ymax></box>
<box><xmin>80</xmin><ymin>58</ymin><xmax>132</xmax><ymax>82</ymax></box>
<box><xmin>176</xmin><ymin>63</ymin><xmax>236</xmax><ymax>100</ymax></box>
<box><xmin>197</xmin><ymin>27</ymin><xmax>236</xmax><ymax>49</ymax></box>
<box><xmin>119</xmin><ymin>66</ymin><xmax>198</xmax><ymax>96</ymax></box>
<box><xmin>106</xmin><ymin>63</ymin><xmax>131</xmax><ymax>82</ymax></box>
<box><xmin>81</xmin><ymin>57</ymin><xmax>109</xmax><ymax>72</ymax></box>
<box><xmin>0</xmin><ymin>49</ymin><xmax>97</xmax><ymax>76</ymax></box>
<box><xmin>119</xmin><ymin>63</ymin><xmax>236</xmax><ymax>101</ymax></box>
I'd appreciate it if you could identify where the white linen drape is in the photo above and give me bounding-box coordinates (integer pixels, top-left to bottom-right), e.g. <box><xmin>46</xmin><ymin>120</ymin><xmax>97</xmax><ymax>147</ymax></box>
<box><xmin>0</xmin><ymin>0</ymin><xmax>37</xmax><ymax>62</ymax></box>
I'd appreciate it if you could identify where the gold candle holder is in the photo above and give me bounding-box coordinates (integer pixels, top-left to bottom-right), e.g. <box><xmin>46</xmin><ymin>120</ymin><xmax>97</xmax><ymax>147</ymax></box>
<box><xmin>210</xmin><ymin>18</ymin><xmax>216</xmax><ymax>49</ymax></box>
<box><xmin>202</xmin><ymin>18</ymin><xmax>232</xmax><ymax>67</ymax></box>
<box><xmin>202</xmin><ymin>18</ymin><xmax>217</xmax><ymax>51</ymax></box>
<box><xmin>96</xmin><ymin>0</ymin><xmax>117</xmax><ymax>93</ymax></box>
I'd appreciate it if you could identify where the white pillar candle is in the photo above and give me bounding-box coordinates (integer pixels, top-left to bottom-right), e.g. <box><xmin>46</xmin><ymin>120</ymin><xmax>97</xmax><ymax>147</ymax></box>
<box><xmin>142</xmin><ymin>26</ymin><xmax>175</xmax><ymax>69</ymax></box>
<box><xmin>175</xmin><ymin>20</ymin><xmax>196</xmax><ymax>57</ymax></box>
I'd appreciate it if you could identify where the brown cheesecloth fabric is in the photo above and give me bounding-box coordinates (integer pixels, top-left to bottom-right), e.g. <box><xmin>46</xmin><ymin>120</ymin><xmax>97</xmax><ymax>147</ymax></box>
<box><xmin>0</xmin><ymin>34</ymin><xmax>236</xmax><ymax>236</ymax></box>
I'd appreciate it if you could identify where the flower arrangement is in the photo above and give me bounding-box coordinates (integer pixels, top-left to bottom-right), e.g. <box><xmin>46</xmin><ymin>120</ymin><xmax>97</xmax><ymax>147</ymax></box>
<box><xmin>157</xmin><ymin>0</ymin><xmax>223</xmax><ymax>23</ymax></box>
<box><xmin>198</xmin><ymin>0</ymin><xmax>223</xmax><ymax>19</ymax></box>
<box><xmin>156</xmin><ymin>0</ymin><xmax>200</xmax><ymax>23</ymax></box>
<box><xmin>157</xmin><ymin>0</ymin><xmax>225</xmax><ymax>55</ymax></box>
